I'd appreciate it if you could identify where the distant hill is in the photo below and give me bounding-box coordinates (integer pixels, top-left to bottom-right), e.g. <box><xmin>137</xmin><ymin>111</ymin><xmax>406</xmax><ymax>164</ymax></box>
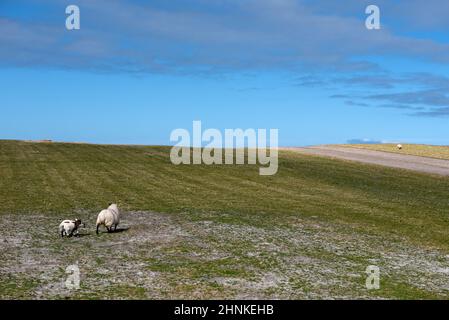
<box><xmin>345</xmin><ymin>143</ymin><xmax>449</xmax><ymax>160</ymax></box>
<box><xmin>1</xmin><ymin>140</ymin><xmax>448</xmax><ymax>299</ymax></box>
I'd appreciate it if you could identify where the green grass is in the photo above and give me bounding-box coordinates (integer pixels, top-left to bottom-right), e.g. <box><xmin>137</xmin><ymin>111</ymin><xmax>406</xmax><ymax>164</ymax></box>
<box><xmin>1</xmin><ymin>140</ymin><xmax>448</xmax><ymax>250</ymax></box>
<box><xmin>0</xmin><ymin>274</ymin><xmax>41</xmax><ymax>299</ymax></box>
<box><xmin>345</xmin><ymin>143</ymin><xmax>449</xmax><ymax>160</ymax></box>
<box><xmin>1</xmin><ymin>140</ymin><xmax>449</xmax><ymax>299</ymax></box>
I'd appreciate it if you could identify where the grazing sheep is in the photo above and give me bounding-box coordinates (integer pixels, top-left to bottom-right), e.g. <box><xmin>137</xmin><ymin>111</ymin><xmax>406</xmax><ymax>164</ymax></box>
<box><xmin>96</xmin><ymin>203</ymin><xmax>121</xmax><ymax>234</ymax></box>
<box><xmin>107</xmin><ymin>203</ymin><xmax>121</xmax><ymax>231</ymax></box>
<box><xmin>397</xmin><ymin>144</ymin><xmax>403</xmax><ymax>150</ymax></box>
<box><xmin>59</xmin><ymin>219</ymin><xmax>84</xmax><ymax>237</ymax></box>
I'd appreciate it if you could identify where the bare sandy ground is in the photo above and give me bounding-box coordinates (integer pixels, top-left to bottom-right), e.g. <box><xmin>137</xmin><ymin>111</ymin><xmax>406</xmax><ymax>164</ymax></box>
<box><xmin>284</xmin><ymin>146</ymin><xmax>449</xmax><ymax>176</ymax></box>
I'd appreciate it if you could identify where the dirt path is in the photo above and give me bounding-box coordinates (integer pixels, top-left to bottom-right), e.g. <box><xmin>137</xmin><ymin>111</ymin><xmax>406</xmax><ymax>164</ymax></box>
<box><xmin>284</xmin><ymin>146</ymin><xmax>449</xmax><ymax>176</ymax></box>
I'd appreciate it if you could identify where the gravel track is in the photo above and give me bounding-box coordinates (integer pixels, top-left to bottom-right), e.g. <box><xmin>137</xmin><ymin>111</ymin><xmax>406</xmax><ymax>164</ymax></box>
<box><xmin>284</xmin><ymin>146</ymin><xmax>449</xmax><ymax>176</ymax></box>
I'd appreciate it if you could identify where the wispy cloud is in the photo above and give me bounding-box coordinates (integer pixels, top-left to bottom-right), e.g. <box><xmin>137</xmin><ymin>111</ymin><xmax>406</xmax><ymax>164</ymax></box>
<box><xmin>325</xmin><ymin>73</ymin><xmax>449</xmax><ymax>117</ymax></box>
<box><xmin>367</xmin><ymin>90</ymin><xmax>449</xmax><ymax>108</ymax></box>
<box><xmin>346</xmin><ymin>138</ymin><xmax>384</xmax><ymax>144</ymax></box>
<box><xmin>2</xmin><ymin>0</ymin><xmax>449</xmax><ymax>118</ymax></box>
<box><xmin>410</xmin><ymin>107</ymin><xmax>449</xmax><ymax>117</ymax></box>
<box><xmin>2</xmin><ymin>0</ymin><xmax>449</xmax><ymax>74</ymax></box>
<box><xmin>344</xmin><ymin>101</ymin><xmax>370</xmax><ymax>107</ymax></box>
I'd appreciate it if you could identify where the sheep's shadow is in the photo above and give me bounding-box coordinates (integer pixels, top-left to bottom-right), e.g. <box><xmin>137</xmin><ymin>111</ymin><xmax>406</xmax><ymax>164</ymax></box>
<box><xmin>112</xmin><ymin>227</ymin><xmax>130</xmax><ymax>233</ymax></box>
<box><xmin>74</xmin><ymin>233</ymin><xmax>92</xmax><ymax>238</ymax></box>
<box><xmin>97</xmin><ymin>227</ymin><xmax>130</xmax><ymax>234</ymax></box>
<box><xmin>59</xmin><ymin>233</ymin><xmax>91</xmax><ymax>239</ymax></box>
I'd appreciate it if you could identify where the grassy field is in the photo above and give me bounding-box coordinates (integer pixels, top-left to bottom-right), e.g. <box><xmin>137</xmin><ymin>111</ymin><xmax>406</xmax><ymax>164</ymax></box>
<box><xmin>346</xmin><ymin>143</ymin><xmax>449</xmax><ymax>160</ymax></box>
<box><xmin>1</xmin><ymin>140</ymin><xmax>449</xmax><ymax>299</ymax></box>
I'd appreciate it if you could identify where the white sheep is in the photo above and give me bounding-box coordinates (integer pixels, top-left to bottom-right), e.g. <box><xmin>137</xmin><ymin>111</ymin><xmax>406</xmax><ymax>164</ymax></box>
<box><xmin>107</xmin><ymin>203</ymin><xmax>121</xmax><ymax>227</ymax></box>
<box><xmin>59</xmin><ymin>219</ymin><xmax>84</xmax><ymax>237</ymax></box>
<box><xmin>96</xmin><ymin>203</ymin><xmax>121</xmax><ymax>234</ymax></box>
<box><xmin>397</xmin><ymin>144</ymin><xmax>403</xmax><ymax>150</ymax></box>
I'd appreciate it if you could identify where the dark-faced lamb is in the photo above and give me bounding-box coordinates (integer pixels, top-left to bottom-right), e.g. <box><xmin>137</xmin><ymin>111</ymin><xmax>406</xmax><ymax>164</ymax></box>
<box><xmin>59</xmin><ymin>219</ymin><xmax>84</xmax><ymax>237</ymax></box>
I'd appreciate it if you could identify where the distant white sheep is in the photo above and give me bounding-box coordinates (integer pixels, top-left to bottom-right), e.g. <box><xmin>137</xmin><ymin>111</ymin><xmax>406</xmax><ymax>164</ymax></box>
<box><xmin>96</xmin><ymin>203</ymin><xmax>121</xmax><ymax>234</ymax></box>
<box><xmin>59</xmin><ymin>219</ymin><xmax>84</xmax><ymax>237</ymax></box>
<box><xmin>397</xmin><ymin>144</ymin><xmax>403</xmax><ymax>150</ymax></box>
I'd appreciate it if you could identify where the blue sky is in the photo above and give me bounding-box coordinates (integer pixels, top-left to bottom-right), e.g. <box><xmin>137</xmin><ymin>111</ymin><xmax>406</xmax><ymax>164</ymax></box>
<box><xmin>1</xmin><ymin>0</ymin><xmax>449</xmax><ymax>146</ymax></box>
